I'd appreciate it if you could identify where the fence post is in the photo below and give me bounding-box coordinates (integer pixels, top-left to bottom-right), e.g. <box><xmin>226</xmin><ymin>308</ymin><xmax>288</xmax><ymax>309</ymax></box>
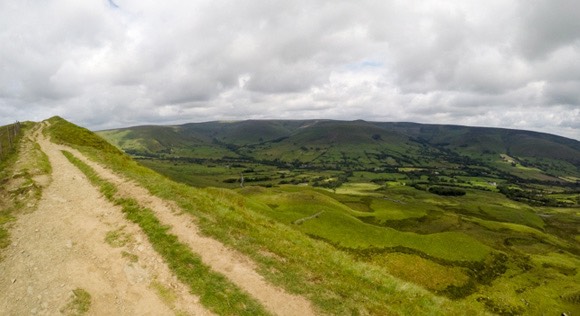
<box><xmin>7</xmin><ymin>126</ymin><xmax>12</xmax><ymax>149</ymax></box>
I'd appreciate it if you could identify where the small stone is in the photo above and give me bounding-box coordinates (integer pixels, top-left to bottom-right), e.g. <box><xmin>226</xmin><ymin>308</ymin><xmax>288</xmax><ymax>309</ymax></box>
<box><xmin>35</xmin><ymin>229</ymin><xmax>39</xmax><ymax>232</ymax></box>
<box><xmin>65</xmin><ymin>240</ymin><xmax>73</xmax><ymax>248</ymax></box>
<box><xmin>11</xmin><ymin>278</ymin><xmax>16</xmax><ymax>284</ymax></box>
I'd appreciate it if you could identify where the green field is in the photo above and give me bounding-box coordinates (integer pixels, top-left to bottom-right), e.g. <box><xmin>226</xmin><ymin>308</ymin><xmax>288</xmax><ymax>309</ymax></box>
<box><xmin>89</xmin><ymin>118</ymin><xmax>580</xmax><ymax>313</ymax></box>
<box><xmin>122</xmin><ymin>157</ymin><xmax>580</xmax><ymax>314</ymax></box>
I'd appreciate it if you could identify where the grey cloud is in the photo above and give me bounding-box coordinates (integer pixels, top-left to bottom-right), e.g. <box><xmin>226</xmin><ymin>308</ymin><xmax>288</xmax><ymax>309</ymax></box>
<box><xmin>516</xmin><ymin>0</ymin><xmax>580</xmax><ymax>60</ymax></box>
<box><xmin>543</xmin><ymin>81</ymin><xmax>580</xmax><ymax>106</ymax></box>
<box><xmin>0</xmin><ymin>0</ymin><xmax>579</xmax><ymax>140</ymax></box>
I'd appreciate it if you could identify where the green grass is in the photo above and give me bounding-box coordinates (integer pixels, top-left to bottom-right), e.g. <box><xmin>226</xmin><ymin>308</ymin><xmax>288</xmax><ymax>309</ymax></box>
<box><xmin>241</xmin><ymin>187</ymin><xmax>490</xmax><ymax>262</ymax></box>
<box><xmin>121</xmin><ymin>251</ymin><xmax>139</xmax><ymax>263</ymax></box>
<box><xmin>333</xmin><ymin>182</ymin><xmax>383</xmax><ymax>195</ymax></box>
<box><xmin>92</xmin><ymin>155</ymin><xmax>578</xmax><ymax>314</ymax></box>
<box><xmin>104</xmin><ymin>227</ymin><xmax>132</xmax><ymax>248</ymax></box>
<box><xmin>470</xmin><ymin>251</ymin><xmax>580</xmax><ymax>314</ymax></box>
<box><xmin>464</xmin><ymin>217</ymin><xmax>569</xmax><ymax>248</ymax></box>
<box><xmin>51</xmin><ymin>117</ymin><xmax>580</xmax><ymax>315</ymax></box>
<box><xmin>47</xmin><ymin>117</ymin><xmax>124</xmax><ymax>156</ymax></box>
<box><xmin>61</xmin><ymin>288</ymin><xmax>91</xmax><ymax>316</ymax></box>
<box><xmin>0</xmin><ymin>122</ymin><xmax>50</xmax><ymax>256</ymax></box>
<box><xmin>151</xmin><ymin>280</ymin><xmax>178</xmax><ymax>306</ymax></box>
<box><xmin>368</xmin><ymin>197</ymin><xmax>428</xmax><ymax>221</ymax></box>
<box><xmin>49</xmin><ymin>117</ymin><xmax>484</xmax><ymax>315</ymax></box>
<box><xmin>369</xmin><ymin>252</ymin><xmax>471</xmax><ymax>292</ymax></box>
<box><xmin>387</xmin><ymin>186</ymin><xmax>546</xmax><ymax>229</ymax></box>
<box><xmin>61</xmin><ymin>150</ymin><xmax>270</xmax><ymax>316</ymax></box>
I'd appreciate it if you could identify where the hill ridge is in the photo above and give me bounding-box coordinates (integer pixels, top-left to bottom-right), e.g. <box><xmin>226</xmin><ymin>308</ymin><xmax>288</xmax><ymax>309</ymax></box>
<box><xmin>98</xmin><ymin>119</ymin><xmax>580</xmax><ymax>181</ymax></box>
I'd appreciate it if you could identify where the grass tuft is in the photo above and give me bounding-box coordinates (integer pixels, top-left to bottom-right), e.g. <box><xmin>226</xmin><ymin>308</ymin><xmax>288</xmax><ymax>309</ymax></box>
<box><xmin>121</xmin><ymin>251</ymin><xmax>139</xmax><ymax>262</ymax></box>
<box><xmin>61</xmin><ymin>288</ymin><xmax>91</xmax><ymax>316</ymax></box>
<box><xmin>104</xmin><ymin>227</ymin><xmax>132</xmax><ymax>248</ymax></box>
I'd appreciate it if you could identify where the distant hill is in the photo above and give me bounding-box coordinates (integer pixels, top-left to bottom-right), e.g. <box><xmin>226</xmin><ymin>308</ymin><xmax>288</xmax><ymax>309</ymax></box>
<box><xmin>376</xmin><ymin>122</ymin><xmax>580</xmax><ymax>164</ymax></box>
<box><xmin>97</xmin><ymin>120</ymin><xmax>580</xmax><ymax>180</ymax></box>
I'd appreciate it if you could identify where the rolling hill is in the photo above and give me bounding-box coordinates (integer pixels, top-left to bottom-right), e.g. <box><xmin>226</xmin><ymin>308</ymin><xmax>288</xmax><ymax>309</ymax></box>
<box><xmin>98</xmin><ymin>119</ymin><xmax>580</xmax><ymax>180</ymax></box>
<box><xmin>3</xmin><ymin>118</ymin><xmax>578</xmax><ymax>314</ymax></box>
<box><xmin>94</xmin><ymin>118</ymin><xmax>580</xmax><ymax>314</ymax></box>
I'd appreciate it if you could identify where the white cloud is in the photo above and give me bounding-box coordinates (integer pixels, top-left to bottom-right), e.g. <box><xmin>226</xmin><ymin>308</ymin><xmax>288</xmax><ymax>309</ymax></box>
<box><xmin>0</xmin><ymin>0</ymin><xmax>578</xmax><ymax>140</ymax></box>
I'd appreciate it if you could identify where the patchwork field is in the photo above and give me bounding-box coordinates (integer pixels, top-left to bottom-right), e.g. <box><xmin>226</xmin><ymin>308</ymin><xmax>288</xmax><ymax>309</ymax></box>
<box><xmin>93</xmin><ymin>119</ymin><xmax>580</xmax><ymax>314</ymax></box>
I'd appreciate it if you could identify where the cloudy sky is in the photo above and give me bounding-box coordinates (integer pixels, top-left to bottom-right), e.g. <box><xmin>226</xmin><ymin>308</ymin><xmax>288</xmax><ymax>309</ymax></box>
<box><xmin>1</xmin><ymin>0</ymin><xmax>579</xmax><ymax>139</ymax></box>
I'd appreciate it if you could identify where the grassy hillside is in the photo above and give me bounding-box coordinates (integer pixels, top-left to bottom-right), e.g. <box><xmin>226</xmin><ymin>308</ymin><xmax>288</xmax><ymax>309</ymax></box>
<box><xmin>180</xmin><ymin>120</ymin><xmax>301</xmax><ymax>145</ymax></box>
<box><xmin>375</xmin><ymin>122</ymin><xmax>580</xmax><ymax>166</ymax></box>
<box><xmin>97</xmin><ymin>119</ymin><xmax>580</xmax><ymax>177</ymax></box>
<box><xmin>98</xmin><ymin>119</ymin><xmax>580</xmax><ymax>210</ymax></box>
<box><xmin>48</xmin><ymin>116</ymin><xmax>494</xmax><ymax>314</ymax></box>
<box><xmin>93</xmin><ymin>118</ymin><xmax>580</xmax><ymax>314</ymax></box>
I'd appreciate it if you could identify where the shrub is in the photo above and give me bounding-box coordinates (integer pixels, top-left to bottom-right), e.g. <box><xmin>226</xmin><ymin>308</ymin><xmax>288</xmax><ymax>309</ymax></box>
<box><xmin>428</xmin><ymin>186</ymin><xmax>466</xmax><ymax>196</ymax></box>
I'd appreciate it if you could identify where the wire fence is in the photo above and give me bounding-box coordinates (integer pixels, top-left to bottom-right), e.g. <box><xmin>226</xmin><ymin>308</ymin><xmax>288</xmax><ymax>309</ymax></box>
<box><xmin>0</xmin><ymin>121</ymin><xmax>22</xmax><ymax>161</ymax></box>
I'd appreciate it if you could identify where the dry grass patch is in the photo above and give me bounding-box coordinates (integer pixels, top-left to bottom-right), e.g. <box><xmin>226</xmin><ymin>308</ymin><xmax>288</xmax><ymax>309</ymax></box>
<box><xmin>61</xmin><ymin>288</ymin><xmax>91</xmax><ymax>316</ymax></box>
<box><xmin>371</xmin><ymin>253</ymin><xmax>470</xmax><ymax>291</ymax></box>
<box><xmin>104</xmin><ymin>226</ymin><xmax>133</xmax><ymax>247</ymax></box>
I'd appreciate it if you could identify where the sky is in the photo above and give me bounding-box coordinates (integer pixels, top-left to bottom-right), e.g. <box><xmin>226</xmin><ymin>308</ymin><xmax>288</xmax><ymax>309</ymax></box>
<box><xmin>1</xmin><ymin>0</ymin><xmax>579</xmax><ymax>140</ymax></box>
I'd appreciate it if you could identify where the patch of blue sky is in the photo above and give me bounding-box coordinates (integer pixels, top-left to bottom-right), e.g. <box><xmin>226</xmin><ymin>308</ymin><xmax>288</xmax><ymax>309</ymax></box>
<box><xmin>107</xmin><ymin>0</ymin><xmax>119</xmax><ymax>9</ymax></box>
<box><xmin>344</xmin><ymin>60</ymin><xmax>384</xmax><ymax>71</ymax></box>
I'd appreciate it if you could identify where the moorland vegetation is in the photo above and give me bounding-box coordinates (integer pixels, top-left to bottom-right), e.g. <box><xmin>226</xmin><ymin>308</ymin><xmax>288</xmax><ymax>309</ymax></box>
<box><xmin>2</xmin><ymin>117</ymin><xmax>578</xmax><ymax>314</ymax></box>
<box><xmin>98</xmin><ymin>119</ymin><xmax>580</xmax><ymax>314</ymax></box>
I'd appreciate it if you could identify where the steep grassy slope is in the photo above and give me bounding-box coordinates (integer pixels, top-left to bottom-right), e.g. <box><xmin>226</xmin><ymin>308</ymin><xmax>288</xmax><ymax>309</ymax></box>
<box><xmin>180</xmin><ymin>120</ymin><xmax>302</xmax><ymax>145</ymax></box>
<box><xmin>237</xmin><ymin>184</ymin><xmax>580</xmax><ymax>314</ymax></box>
<box><xmin>96</xmin><ymin>118</ymin><xmax>580</xmax><ymax>314</ymax></box>
<box><xmin>49</xmin><ymin>116</ymin><xmax>485</xmax><ymax>314</ymax></box>
<box><xmin>375</xmin><ymin>122</ymin><xmax>580</xmax><ymax>166</ymax></box>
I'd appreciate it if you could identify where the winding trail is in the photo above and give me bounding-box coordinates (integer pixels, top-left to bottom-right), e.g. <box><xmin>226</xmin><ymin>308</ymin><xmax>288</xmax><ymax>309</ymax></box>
<box><xmin>61</xmin><ymin>131</ymin><xmax>317</xmax><ymax>316</ymax></box>
<box><xmin>1</xmin><ymin>123</ymin><xmax>316</xmax><ymax>316</ymax></box>
<box><xmin>0</xmin><ymin>125</ymin><xmax>212</xmax><ymax>315</ymax></box>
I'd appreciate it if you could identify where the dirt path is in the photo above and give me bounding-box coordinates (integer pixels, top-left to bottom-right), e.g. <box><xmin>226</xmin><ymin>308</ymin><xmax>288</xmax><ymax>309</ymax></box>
<box><xmin>63</xmin><ymin>135</ymin><xmax>317</xmax><ymax>315</ymax></box>
<box><xmin>0</xmin><ymin>125</ymin><xmax>212</xmax><ymax>315</ymax></box>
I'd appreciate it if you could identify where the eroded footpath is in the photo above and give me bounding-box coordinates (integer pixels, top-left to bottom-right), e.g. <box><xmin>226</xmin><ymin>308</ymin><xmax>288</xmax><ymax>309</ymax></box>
<box><xmin>56</xmin><ymin>131</ymin><xmax>317</xmax><ymax>316</ymax></box>
<box><xmin>0</xmin><ymin>125</ymin><xmax>212</xmax><ymax>315</ymax></box>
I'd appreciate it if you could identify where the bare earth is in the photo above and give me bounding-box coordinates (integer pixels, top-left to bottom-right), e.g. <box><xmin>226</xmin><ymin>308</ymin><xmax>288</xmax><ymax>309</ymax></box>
<box><xmin>0</xmin><ymin>127</ymin><xmax>212</xmax><ymax>315</ymax></box>
<box><xmin>0</xmin><ymin>125</ymin><xmax>315</xmax><ymax>316</ymax></box>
